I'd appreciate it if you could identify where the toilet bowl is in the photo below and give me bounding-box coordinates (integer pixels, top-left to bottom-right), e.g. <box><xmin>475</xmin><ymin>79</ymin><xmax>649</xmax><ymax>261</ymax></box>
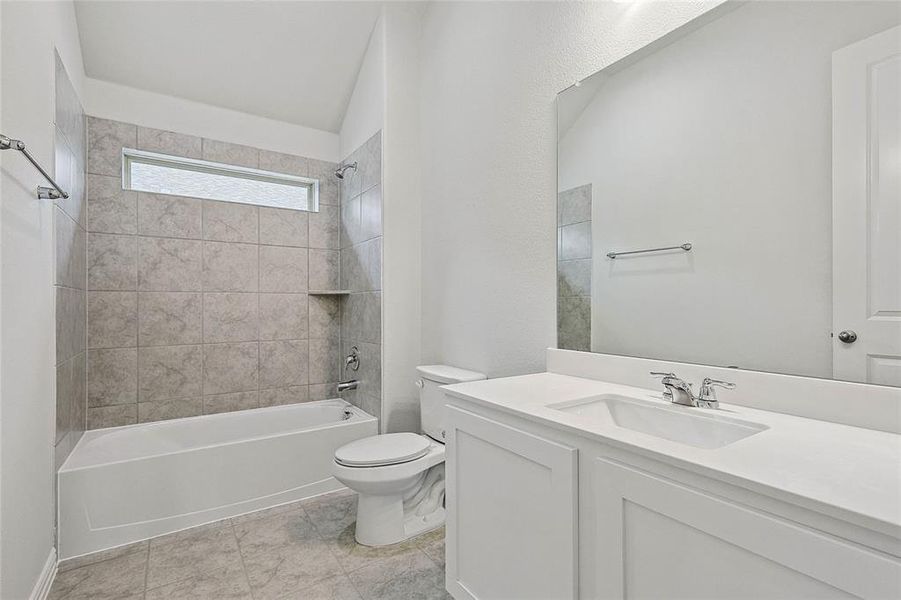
<box><xmin>332</xmin><ymin>365</ymin><xmax>486</xmax><ymax>546</ymax></box>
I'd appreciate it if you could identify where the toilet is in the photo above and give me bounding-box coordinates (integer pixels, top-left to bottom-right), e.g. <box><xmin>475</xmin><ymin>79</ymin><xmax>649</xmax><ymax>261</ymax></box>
<box><xmin>332</xmin><ymin>365</ymin><xmax>486</xmax><ymax>546</ymax></box>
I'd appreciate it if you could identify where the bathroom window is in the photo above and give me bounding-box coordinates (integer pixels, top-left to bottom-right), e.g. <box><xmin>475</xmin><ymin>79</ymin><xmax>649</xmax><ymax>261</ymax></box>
<box><xmin>123</xmin><ymin>148</ymin><xmax>318</xmax><ymax>211</ymax></box>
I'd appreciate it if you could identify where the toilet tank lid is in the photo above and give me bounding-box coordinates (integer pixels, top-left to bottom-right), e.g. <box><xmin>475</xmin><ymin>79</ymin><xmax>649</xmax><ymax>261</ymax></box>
<box><xmin>416</xmin><ymin>365</ymin><xmax>487</xmax><ymax>384</ymax></box>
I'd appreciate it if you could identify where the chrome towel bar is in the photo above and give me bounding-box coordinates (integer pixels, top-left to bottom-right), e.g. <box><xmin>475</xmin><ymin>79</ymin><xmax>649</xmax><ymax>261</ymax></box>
<box><xmin>0</xmin><ymin>133</ymin><xmax>70</xmax><ymax>200</ymax></box>
<box><xmin>607</xmin><ymin>242</ymin><xmax>692</xmax><ymax>259</ymax></box>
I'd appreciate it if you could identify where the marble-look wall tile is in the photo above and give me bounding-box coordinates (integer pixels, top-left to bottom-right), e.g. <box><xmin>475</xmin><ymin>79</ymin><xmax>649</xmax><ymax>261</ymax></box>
<box><xmin>558</xmin><ymin>184</ymin><xmax>591</xmax><ymax>226</ymax></box>
<box><xmin>309</xmin><ymin>250</ymin><xmax>339</xmax><ymax>291</ymax></box>
<box><xmin>85</xmin><ymin>117</ymin><xmax>362</xmax><ymax>424</ymax></box>
<box><xmin>309</xmin><ymin>383</ymin><xmax>337</xmax><ymax>402</ymax></box>
<box><xmin>203</xmin><ymin>242</ymin><xmax>259</xmax><ymax>292</ymax></box>
<box><xmin>138</xmin><ymin>292</ymin><xmax>202</xmax><ymax>346</ymax></box>
<box><xmin>88</xmin><ymin>233</ymin><xmax>136</xmax><ymax>290</ymax></box>
<box><xmin>55</xmin><ymin>207</ymin><xmax>87</xmax><ymax>289</ymax></box>
<box><xmin>360</xmin><ymin>185</ymin><xmax>382</xmax><ymax>242</ymax></box>
<box><xmin>88</xmin><ymin>117</ymin><xmax>136</xmax><ymax>176</ymax></box>
<box><xmin>259</xmin><ymin>340</ymin><xmax>308</xmax><ymax>388</ymax></box>
<box><xmin>55</xmin><ymin>52</ymin><xmax>85</xmax><ymax>163</ymax></box>
<box><xmin>341</xmin><ymin>293</ymin><xmax>380</xmax><ymax>345</ymax></box>
<box><xmin>88</xmin><ymin>291</ymin><xmax>137</xmax><ymax>348</ymax></box>
<box><xmin>309</xmin><ymin>159</ymin><xmax>339</xmax><ymax>206</ymax></box>
<box><xmin>203</xmin><ymin>342</ymin><xmax>259</xmax><ymax>395</ymax></box>
<box><xmin>203</xmin><ymin>293</ymin><xmax>259</xmax><ymax>343</ymax></box>
<box><xmin>340</xmin><ymin>238</ymin><xmax>381</xmax><ymax>292</ymax></box>
<box><xmin>309</xmin><ymin>338</ymin><xmax>340</xmax><ymax>385</ymax></box>
<box><xmin>260</xmin><ymin>246</ymin><xmax>307</xmax><ymax>293</ymax></box>
<box><xmin>203</xmin><ymin>391</ymin><xmax>259</xmax><ymax>415</ymax></box>
<box><xmin>259</xmin><ymin>294</ymin><xmax>308</xmax><ymax>341</ymax></box>
<box><xmin>137</xmin><ymin>193</ymin><xmax>202</xmax><ymax>239</ymax></box>
<box><xmin>309</xmin><ymin>204</ymin><xmax>339</xmax><ymax>249</ymax></box>
<box><xmin>358</xmin><ymin>131</ymin><xmax>381</xmax><ymax>193</ymax></box>
<box><xmin>56</xmin><ymin>357</ymin><xmax>75</xmax><ymax>444</ymax></box>
<box><xmin>340</xmin><ymin>194</ymin><xmax>362</xmax><ymax>248</ymax></box>
<box><xmin>558</xmin><ymin>221</ymin><xmax>591</xmax><ymax>261</ymax></box>
<box><xmin>138</xmin><ymin>397</ymin><xmax>203</xmax><ymax>423</ymax></box>
<box><xmin>259</xmin><ymin>386</ymin><xmax>309</xmax><ymax>407</ymax></box>
<box><xmin>309</xmin><ymin>296</ymin><xmax>340</xmax><ymax>340</ymax></box>
<box><xmin>88</xmin><ymin>404</ymin><xmax>137</xmax><ymax>429</ymax></box>
<box><xmin>557</xmin><ymin>296</ymin><xmax>591</xmax><ymax>352</ymax></box>
<box><xmin>557</xmin><ymin>259</ymin><xmax>591</xmax><ymax>297</ymax></box>
<box><xmin>56</xmin><ymin>286</ymin><xmax>86</xmax><ymax>365</ymax></box>
<box><xmin>138</xmin><ymin>237</ymin><xmax>203</xmax><ymax>291</ymax></box>
<box><xmin>259</xmin><ymin>150</ymin><xmax>308</xmax><ymax>177</ymax></box>
<box><xmin>202</xmin><ymin>139</ymin><xmax>259</xmax><ymax>169</ymax></box>
<box><xmin>137</xmin><ymin>127</ymin><xmax>202</xmax><ymax>159</ymax></box>
<box><xmin>259</xmin><ymin>207</ymin><xmax>308</xmax><ymax>247</ymax></box>
<box><xmin>88</xmin><ymin>348</ymin><xmax>137</xmax><ymax>407</ymax></box>
<box><xmin>203</xmin><ymin>200</ymin><xmax>258</xmax><ymax>244</ymax></box>
<box><xmin>138</xmin><ymin>345</ymin><xmax>202</xmax><ymax>402</ymax></box>
<box><xmin>88</xmin><ymin>174</ymin><xmax>137</xmax><ymax>234</ymax></box>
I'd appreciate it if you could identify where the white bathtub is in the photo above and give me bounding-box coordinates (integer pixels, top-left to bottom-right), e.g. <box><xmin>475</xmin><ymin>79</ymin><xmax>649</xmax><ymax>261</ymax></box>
<box><xmin>58</xmin><ymin>399</ymin><xmax>376</xmax><ymax>560</ymax></box>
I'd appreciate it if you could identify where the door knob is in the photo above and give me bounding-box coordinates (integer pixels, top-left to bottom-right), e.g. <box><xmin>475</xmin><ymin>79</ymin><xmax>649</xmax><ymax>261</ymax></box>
<box><xmin>837</xmin><ymin>330</ymin><xmax>858</xmax><ymax>344</ymax></box>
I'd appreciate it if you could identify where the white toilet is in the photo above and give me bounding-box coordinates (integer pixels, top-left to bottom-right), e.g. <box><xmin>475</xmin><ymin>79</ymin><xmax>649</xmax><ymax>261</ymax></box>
<box><xmin>332</xmin><ymin>365</ymin><xmax>486</xmax><ymax>546</ymax></box>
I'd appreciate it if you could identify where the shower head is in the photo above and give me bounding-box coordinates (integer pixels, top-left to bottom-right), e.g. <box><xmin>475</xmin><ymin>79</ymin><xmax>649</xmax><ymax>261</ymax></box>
<box><xmin>334</xmin><ymin>162</ymin><xmax>357</xmax><ymax>179</ymax></box>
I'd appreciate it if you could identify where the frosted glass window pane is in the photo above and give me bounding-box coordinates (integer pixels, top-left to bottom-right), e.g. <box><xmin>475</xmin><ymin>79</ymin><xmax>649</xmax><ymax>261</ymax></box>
<box><xmin>128</xmin><ymin>157</ymin><xmax>312</xmax><ymax>211</ymax></box>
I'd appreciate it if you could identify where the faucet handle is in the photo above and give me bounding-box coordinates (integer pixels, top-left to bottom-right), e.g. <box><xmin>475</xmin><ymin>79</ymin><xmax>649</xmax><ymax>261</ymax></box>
<box><xmin>697</xmin><ymin>377</ymin><xmax>735</xmax><ymax>408</ymax></box>
<box><xmin>650</xmin><ymin>371</ymin><xmax>678</xmax><ymax>402</ymax></box>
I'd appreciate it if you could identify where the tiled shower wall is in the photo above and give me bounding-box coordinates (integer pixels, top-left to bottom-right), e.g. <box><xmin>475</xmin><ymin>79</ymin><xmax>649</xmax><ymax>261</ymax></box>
<box><xmin>85</xmin><ymin>117</ymin><xmax>345</xmax><ymax>427</ymax></box>
<box><xmin>54</xmin><ymin>52</ymin><xmax>88</xmax><ymax>467</ymax></box>
<box><xmin>338</xmin><ymin>132</ymin><xmax>382</xmax><ymax>422</ymax></box>
<box><xmin>557</xmin><ymin>184</ymin><xmax>591</xmax><ymax>352</ymax></box>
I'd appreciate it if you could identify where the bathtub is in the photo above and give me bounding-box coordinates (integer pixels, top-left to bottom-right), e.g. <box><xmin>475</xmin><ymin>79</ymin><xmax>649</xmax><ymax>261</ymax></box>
<box><xmin>58</xmin><ymin>399</ymin><xmax>376</xmax><ymax>560</ymax></box>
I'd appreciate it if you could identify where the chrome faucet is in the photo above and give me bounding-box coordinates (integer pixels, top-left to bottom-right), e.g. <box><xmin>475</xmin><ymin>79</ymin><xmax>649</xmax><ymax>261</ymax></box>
<box><xmin>650</xmin><ymin>372</ymin><xmax>734</xmax><ymax>409</ymax></box>
<box><xmin>345</xmin><ymin>346</ymin><xmax>360</xmax><ymax>372</ymax></box>
<box><xmin>337</xmin><ymin>380</ymin><xmax>358</xmax><ymax>393</ymax></box>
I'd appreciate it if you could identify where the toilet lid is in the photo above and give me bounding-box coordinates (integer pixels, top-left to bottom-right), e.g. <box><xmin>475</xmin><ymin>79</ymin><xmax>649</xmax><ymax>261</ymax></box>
<box><xmin>335</xmin><ymin>433</ymin><xmax>431</xmax><ymax>467</ymax></box>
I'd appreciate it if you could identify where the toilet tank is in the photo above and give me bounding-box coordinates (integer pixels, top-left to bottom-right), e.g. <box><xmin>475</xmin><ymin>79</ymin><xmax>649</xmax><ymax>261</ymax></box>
<box><xmin>417</xmin><ymin>365</ymin><xmax>486</xmax><ymax>442</ymax></box>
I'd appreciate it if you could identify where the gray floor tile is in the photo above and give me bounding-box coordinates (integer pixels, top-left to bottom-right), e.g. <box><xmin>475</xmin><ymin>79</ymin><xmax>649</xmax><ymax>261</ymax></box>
<box><xmin>415</xmin><ymin>527</ymin><xmax>447</xmax><ymax>569</ymax></box>
<box><xmin>348</xmin><ymin>551</ymin><xmax>451</xmax><ymax>600</ymax></box>
<box><xmin>297</xmin><ymin>574</ymin><xmax>364</xmax><ymax>600</ymax></box>
<box><xmin>58</xmin><ymin>540</ymin><xmax>148</xmax><ymax>573</ymax></box>
<box><xmin>145</xmin><ymin>565</ymin><xmax>252</xmax><ymax>600</ymax></box>
<box><xmin>235</xmin><ymin>508</ymin><xmax>345</xmax><ymax>600</ymax></box>
<box><xmin>146</xmin><ymin>522</ymin><xmax>244</xmax><ymax>589</ymax></box>
<box><xmin>49</xmin><ymin>551</ymin><xmax>147</xmax><ymax>600</ymax></box>
<box><xmin>325</xmin><ymin>524</ymin><xmax>425</xmax><ymax>574</ymax></box>
<box><xmin>301</xmin><ymin>489</ymin><xmax>358</xmax><ymax>538</ymax></box>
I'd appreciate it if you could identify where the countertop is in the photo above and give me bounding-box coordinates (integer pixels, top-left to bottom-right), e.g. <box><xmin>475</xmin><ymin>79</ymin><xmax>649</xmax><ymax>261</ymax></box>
<box><xmin>443</xmin><ymin>373</ymin><xmax>901</xmax><ymax>536</ymax></box>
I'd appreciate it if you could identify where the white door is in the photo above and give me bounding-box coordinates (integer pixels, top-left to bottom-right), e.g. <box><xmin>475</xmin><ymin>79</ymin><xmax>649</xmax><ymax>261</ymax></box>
<box><xmin>833</xmin><ymin>26</ymin><xmax>901</xmax><ymax>386</ymax></box>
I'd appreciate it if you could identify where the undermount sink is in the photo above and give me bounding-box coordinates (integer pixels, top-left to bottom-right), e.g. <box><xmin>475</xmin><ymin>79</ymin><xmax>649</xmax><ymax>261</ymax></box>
<box><xmin>549</xmin><ymin>394</ymin><xmax>767</xmax><ymax>449</ymax></box>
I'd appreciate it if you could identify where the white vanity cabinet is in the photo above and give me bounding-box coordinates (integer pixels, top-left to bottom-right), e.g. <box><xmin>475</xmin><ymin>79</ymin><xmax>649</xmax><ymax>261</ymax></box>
<box><xmin>444</xmin><ymin>400</ymin><xmax>901</xmax><ymax>600</ymax></box>
<box><xmin>444</xmin><ymin>405</ymin><xmax>579</xmax><ymax>600</ymax></box>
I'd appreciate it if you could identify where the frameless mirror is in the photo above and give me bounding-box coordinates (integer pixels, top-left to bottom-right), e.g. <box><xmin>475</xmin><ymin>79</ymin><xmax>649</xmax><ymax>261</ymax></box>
<box><xmin>556</xmin><ymin>0</ymin><xmax>901</xmax><ymax>387</ymax></box>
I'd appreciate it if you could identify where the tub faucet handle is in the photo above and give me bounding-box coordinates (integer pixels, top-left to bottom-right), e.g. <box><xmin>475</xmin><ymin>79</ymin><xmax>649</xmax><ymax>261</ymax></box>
<box><xmin>345</xmin><ymin>346</ymin><xmax>360</xmax><ymax>372</ymax></box>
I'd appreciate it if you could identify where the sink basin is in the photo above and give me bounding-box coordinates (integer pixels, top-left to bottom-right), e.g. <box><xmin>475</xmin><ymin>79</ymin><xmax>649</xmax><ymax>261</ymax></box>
<box><xmin>549</xmin><ymin>394</ymin><xmax>767</xmax><ymax>449</ymax></box>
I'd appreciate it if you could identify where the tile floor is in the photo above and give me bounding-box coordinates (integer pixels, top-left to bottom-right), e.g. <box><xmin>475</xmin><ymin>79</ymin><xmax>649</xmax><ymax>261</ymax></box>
<box><xmin>49</xmin><ymin>490</ymin><xmax>449</xmax><ymax>600</ymax></box>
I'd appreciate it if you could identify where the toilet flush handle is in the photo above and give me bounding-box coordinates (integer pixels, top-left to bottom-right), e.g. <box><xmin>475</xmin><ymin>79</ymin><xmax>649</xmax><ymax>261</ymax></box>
<box><xmin>415</xmin><ymin>379</ymin><xmax>424</xmax><ymax>388</ymax></box>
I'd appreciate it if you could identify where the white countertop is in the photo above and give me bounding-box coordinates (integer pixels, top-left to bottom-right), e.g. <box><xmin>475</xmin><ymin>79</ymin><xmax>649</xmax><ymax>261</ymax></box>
<box><xmin>443</xmin><ymin>373</ymin><xmax>901</xmax><ymax>536</ymax></box>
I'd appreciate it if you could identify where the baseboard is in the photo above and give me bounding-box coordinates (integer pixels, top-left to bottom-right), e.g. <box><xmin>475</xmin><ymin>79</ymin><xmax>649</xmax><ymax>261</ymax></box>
<box><xmin>29</xmin><ymin>548</ymin><xmax>57</xmax><ymax>600</ymax></box>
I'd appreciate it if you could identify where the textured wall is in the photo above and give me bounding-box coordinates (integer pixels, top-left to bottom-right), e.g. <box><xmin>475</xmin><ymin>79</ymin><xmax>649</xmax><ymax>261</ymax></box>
<box><xmin>85</xmin><ymin>117</ymin><xmax>343</xmax><ymax>427</ymax></box>
<box><xmin>418</xmin><ymin>1</ymin><xmax>721</xmax><ymax>377</ymax></box>
<box><xmin>337</xmin><ymin>132</ymin><xmax>383</xmax><ymax>422</ymax></box>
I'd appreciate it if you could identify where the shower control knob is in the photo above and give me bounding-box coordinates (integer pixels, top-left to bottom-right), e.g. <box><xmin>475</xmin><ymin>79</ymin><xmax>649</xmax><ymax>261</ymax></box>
<box><xmin>837</xmin><ymin>330</ymin><xmax>858</xmax><ymax>344</ymax></box>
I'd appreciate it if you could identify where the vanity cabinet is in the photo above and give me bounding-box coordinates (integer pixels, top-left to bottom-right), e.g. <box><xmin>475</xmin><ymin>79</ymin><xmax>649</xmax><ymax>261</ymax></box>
<box><xmin>445</xmin><ymin>401</ymin><xmax>901</xmax><ymax>600</ymax></box>
<box><xmin>445</xmin><ymin>406</ymin><xmax>578</xmax><ymax>600</ymax></box>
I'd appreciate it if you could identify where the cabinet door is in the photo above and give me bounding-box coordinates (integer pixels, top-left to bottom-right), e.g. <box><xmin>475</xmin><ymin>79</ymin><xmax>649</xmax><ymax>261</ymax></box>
<box><xmin>446</xmin><ymin>406</ymin><xmax>578</xmax><ymax>600</ymax></box>
<box><xmin>593</xmin><ymin>457</ymin><xmax>901</xmax><ymax>599</ymax></box>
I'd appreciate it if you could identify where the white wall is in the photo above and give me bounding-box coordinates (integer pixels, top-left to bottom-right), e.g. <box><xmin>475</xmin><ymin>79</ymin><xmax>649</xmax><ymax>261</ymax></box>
<box><xmin>558</xmin><ymin>1</ymin><xmax>899</xmax><ymax>379</ymax></box>
<box><xmin>339</xmin><ymin>17</ymin><xmax>385</xmax><ymax>161</ymax></box>
<box><xmin>0</xmin><ymin>1</ymin><xmax>86</xmax><ymax>597</ymax></box>
<box><xmin>381</xmin><ymin>4</ymin><xmax>424</xmax><ymax>432</ymax></box>
<box><xmin>418</xmin><ymin>1</ymin><xmax>722</xmax><ymax>378</ymax></box>
<box><xmin>85</xmin><ymin>78</ymin><xmax>340</xmax><ymax>162</ymax></box>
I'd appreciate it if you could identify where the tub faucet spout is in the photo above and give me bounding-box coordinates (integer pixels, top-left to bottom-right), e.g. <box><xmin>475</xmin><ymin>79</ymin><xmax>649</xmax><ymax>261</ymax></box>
<box><xmin>337</xmin><ymin>380</ymin><xmax>358</xmax><ymax>393</ymax></box>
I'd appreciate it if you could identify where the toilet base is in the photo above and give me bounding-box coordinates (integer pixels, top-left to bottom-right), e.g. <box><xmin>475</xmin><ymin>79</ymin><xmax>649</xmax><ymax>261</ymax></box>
<box><xmin>354</xmin><ymin>464</ymin><xmax>446</xmax><ymax>547</ymax></box>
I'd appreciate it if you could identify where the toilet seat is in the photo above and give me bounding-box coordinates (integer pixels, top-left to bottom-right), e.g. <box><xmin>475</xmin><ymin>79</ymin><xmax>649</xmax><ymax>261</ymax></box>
<box><xmin>335</xmin><ymin>433</ymin><xmax>431</xmax><ymax>467</ymax></box>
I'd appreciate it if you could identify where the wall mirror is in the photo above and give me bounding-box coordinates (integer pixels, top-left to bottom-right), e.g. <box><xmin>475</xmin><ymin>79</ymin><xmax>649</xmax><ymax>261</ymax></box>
<box><xmin>556</xmin><ymin>0</ymin><xmax>901</xmax><ymax>387</ymax></box>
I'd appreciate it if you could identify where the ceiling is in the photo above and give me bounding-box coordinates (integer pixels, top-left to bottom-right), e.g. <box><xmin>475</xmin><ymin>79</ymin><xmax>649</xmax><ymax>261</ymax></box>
<box><xmin>74</xmin><ymin>1</ymin><xmax>383</xmax><ymax>132</ymax></box>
